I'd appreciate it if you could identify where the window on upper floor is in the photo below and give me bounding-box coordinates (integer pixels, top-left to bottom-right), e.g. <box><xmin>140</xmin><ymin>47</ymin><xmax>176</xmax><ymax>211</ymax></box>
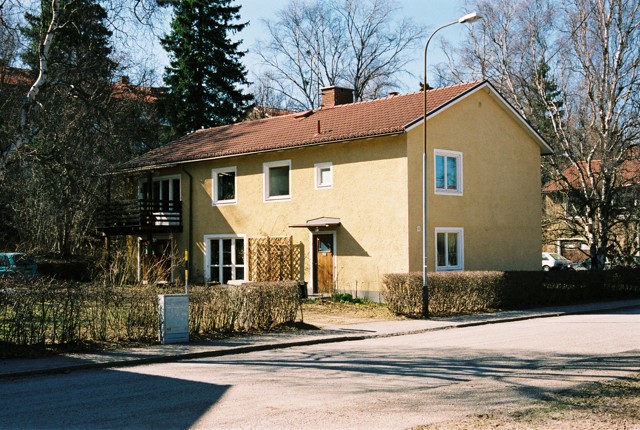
<box><xmin>212</xmin><ymin>167</ymin><xmax>237</xmax><ymax>205</ymax></box>
<box><xmin>315</xmin><ymin>162</ymin><xmax>333</xmax><ymax>189</ymax></box>
<box><xmin>435</xmin><ymin>228</ymin><xmax>464</xmax><ymax>271</ymax></box>
<box><xmin>435</xmin><ymin>150</ymin><xmax>463</xmax><ymax>195</ymax></box>
<box><xmin>264</xmin><ymin>160</ymin><xmax>291</xmax><ymax>201</ymax></box>
<box><xmin>138</xmin><ymin>175</ymin><xmax>181</xmax><ymax>211</ymax></box>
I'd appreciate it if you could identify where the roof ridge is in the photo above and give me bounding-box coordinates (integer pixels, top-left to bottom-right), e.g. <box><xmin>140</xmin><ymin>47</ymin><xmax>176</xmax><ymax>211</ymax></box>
<box><xmin>318</xmin><ymin>80</ymin><xmax>485</xmax><ymax>111</ymax></box>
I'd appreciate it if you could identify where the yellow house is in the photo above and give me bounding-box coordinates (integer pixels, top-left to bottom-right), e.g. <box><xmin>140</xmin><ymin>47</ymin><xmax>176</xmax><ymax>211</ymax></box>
<box><xmin>101</xmin><ymin>81</ymin><xmax>552</xmax><ymax>300</ymax></box>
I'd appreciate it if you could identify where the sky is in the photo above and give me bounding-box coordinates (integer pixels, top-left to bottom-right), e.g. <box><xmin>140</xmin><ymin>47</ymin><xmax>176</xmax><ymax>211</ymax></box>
<box><xmin>150</xmin><ymin>0</ymin><xmax>473</xmax><ymax>92</ymax></box>
<box><xmin>236</xmin><ymin>0</ymin><xmax>468</xmax><ymax>91</ymax></box>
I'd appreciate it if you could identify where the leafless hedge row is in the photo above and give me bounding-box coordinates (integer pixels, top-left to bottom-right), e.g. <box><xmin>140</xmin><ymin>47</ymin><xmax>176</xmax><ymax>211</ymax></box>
<box><xmin>0</xmin><ymin>278</ymin><xmax>301</xmax><ymax>350</ymax></box>
<box><xmin>383</xmin><ymin>270</ymin><xmax>640</xmax><ymax>317</ymax></box>
<box><xmin>190</xmin><ymin>281</ymin><xmax>301</xmax><ymax>332</ymax></box>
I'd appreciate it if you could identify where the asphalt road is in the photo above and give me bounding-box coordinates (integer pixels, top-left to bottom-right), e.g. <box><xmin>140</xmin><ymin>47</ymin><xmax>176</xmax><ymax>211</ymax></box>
<box><xmin>2</xmin><ymin>307</ymin><xmax>639</xmax><ymax>430</ymax></box>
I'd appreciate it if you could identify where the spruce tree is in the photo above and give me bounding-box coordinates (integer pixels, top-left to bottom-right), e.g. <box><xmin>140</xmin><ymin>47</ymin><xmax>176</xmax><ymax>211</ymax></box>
<box><xmin>161</xmin><ymin>0</ymin><xmax>251</xmax><ymax>136</ymax></box>
<box><xmin>22</xmin><ymin>0</ymin><xmax>116</xmax><ymax>88</ymax></box>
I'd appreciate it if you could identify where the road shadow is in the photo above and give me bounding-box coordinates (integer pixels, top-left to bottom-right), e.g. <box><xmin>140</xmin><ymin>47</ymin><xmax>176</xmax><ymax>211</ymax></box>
<box><xmin>200</xmin><ymin>347</ymin><xmax>640</xmax><ymax>402</ymax></box>
<box><xmin>0</xmin><ymin>368</ymin><xmax>229</xmax><ymax>429</ymax></box>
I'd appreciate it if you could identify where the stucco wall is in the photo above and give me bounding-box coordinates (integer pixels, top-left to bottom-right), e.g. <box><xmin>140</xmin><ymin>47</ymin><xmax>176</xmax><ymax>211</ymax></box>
<box><xmin>171</xmin><ymin>135</ymin><xmax>409</xmax><ymax>296</ymax></box>
<box><xmin>407</xmin><ymin>88</ymin><xmax>542</xmax><ymax>272</ymax></box>
<box><xmin>150</xmin><ymin>86</ymin><xmax>543</xmax><ymax>295</ymax></box>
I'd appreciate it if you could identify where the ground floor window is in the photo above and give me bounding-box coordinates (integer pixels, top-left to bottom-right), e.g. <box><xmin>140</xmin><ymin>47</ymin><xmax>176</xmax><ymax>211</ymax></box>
<box><xmin>206</xmin><ymin>235</ymin><xmax>246</xmax><ymax>284</ymax></box>
<box><xmin>435</xmin><ymin>228</ymin><xmax>464</xmax><ymax>271</ymax></box>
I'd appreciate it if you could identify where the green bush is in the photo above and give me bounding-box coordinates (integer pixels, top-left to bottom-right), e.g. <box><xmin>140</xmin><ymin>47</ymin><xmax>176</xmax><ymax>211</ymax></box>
<box><xmin>382</xmin><ymin>270</ymin><xmax>640</xmax><ymax>317</ymax></box>
<box><xmin>332</xmin><ymin>292</ymin><xmax>365</xmax><ymax>304</ymax></box>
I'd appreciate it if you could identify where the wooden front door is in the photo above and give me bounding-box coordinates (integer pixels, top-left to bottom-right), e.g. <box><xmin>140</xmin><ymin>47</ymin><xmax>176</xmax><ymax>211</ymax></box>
<box><xmin>313</xmin><ymin>234</ymin><xmax>334</xmax><ymax>294</ymax></box>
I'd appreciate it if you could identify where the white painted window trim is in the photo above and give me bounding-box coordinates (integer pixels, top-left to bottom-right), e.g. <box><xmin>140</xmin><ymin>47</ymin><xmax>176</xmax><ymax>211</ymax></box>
<box><xmin>434</xmin><ymin>149</ymin><xmax>463</xmax><ymax>196</ymax></box>
<box><xmin>314</xmin><ymin>162</ymin><xmax>333</xmax><ymax>189</ymax></box>
<box><xmin>434</xmin><ymin>227</ymin><xmax>464</xmax><ymax>271</ymax></box>
<box><xmin>203</xmin><ymin>234</ymin><xmax>247</xmax><ymax>283</ymax></box>
<box><xmin>212</xmin><ymin>166</ymin><xmax>237</xmax><ymax>206</ymax></box>
<box><xmin>263</xmin><ymin>160</ymin><xmax>292</xmax><ymax>202</ymax></box>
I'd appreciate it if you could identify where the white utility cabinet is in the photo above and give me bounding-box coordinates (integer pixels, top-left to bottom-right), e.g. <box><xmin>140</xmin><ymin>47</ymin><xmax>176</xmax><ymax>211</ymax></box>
<box><xmin>158</xmin><ymin>294</ymin><xmax>189</xmax><ymax>344</ymax></box>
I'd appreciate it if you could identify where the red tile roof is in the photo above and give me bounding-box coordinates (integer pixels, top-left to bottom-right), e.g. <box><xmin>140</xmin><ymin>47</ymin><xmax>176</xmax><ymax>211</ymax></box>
<box><xmin>1</xmin><ymin>66</ymin><xmax>162</xmax><ymax>102</ymax></box>
<box><xmin>119</xmin><ymin>81</ymin><xmax>484</xmax><ymax>171</ymax></box>
<box><xmin>0</xmin><ymin>67</ymin><xmax>34</xmax><ymax>86</ymax></box>
<box><xmin>543</xmin><ymin>159</ymin><xmax>640</xmax><ymax>192</ymax></box>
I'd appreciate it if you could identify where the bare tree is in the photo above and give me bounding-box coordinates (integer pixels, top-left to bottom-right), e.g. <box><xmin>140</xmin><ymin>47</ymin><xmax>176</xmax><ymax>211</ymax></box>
<box><xmin>0</xmin><ymin>0</ymin><xmax>169</xmax><ymax>255</ymax></box>
<box><xmin>254</xmin><ymin>0</ymin><xmax>423</xmax><ymax>110</ymax></box>
<box><xmin>1</xmin><ymin>0</ymin><xmax>169</xmax><ymax>170</ymax></box>
<box><xmin>0</xmin><ymin>0</ymin><xmax>23</xmax><ymax>67</ymax></box>
<box><xmin>447</xmin><ymin>0</ymin><xmax>640</xmax><ymax>269</ymax></box>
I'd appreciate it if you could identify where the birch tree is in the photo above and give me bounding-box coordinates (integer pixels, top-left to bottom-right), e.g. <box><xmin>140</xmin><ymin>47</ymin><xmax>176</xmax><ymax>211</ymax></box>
<box><xmin>448</xmin><ymin>0</ymin><xmax>640</xmax><ymax>269</ymax></box>
<box><xmin>0</xmin><ymin>0</ymin><xmax>168</xmax><ymax>255</ymax></box>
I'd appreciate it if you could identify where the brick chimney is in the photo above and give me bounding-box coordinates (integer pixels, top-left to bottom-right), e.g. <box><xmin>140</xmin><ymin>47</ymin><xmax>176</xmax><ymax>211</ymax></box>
<box><xmin>321</xmin><ymin>86</ymin><xmax>354</xmax><ymax>108</ymax></box>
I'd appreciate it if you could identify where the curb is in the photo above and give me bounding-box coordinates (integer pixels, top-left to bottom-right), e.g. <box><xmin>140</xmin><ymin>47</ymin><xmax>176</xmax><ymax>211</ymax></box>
<box><xmin>2</xmin><ymin>301</ymin><xmax>638</xmax><ymax>380</ymax></box>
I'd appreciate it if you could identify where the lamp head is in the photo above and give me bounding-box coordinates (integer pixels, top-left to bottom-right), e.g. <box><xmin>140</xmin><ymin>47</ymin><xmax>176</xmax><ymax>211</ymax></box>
<box><xmin>458</xmin><ymin>12</ymin><xmax>482</xmax><ymax>24</ymax></box>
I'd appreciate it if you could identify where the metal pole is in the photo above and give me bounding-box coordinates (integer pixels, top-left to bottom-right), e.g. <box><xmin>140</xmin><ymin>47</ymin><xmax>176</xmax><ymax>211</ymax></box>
<box><xmin>422</xmin><ymin>19</ymin><xmax>458</xmax><ymax>319</ymax></box>
<box><xmin>184</xmin><ymin>250</ymin><xmax>189</xmax><ymax>295</ymax></box>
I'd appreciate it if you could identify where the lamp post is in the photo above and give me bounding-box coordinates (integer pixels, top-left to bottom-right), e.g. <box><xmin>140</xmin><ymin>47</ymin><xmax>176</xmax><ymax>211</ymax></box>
<box><xmin>422</xmin><ymin>12</ymin><xmax>482</xmax><ymax>318</ymax></box>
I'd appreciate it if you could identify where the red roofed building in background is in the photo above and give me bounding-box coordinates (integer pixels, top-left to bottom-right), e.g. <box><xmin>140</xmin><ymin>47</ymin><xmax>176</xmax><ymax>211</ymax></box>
<box><xmin>542</xmin><ymin>156</ymin><xmax>640</xmax><ymax>266</ymax></box>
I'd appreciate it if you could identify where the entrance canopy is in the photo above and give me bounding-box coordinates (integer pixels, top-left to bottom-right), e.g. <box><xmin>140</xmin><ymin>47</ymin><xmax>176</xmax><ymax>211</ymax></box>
<box><xmin>289</xmin><ymin>217</ymin><xmax>341</xmax><ymax>230</ymax></box>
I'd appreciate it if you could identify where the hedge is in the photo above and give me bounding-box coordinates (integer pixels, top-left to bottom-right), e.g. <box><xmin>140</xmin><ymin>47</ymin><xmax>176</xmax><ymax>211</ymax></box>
<box><xmin>382</xmin><ymin>270</ymin><xmax>640</xmax><ymax>317</ymax></box>
<box><xmin>0</xmin><ymin>278</ymin><xmax>301</xmax><ymax>354</ymax></box>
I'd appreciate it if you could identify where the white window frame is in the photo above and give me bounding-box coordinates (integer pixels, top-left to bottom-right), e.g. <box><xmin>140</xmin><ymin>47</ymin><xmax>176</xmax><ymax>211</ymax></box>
<box><xmin>434</xmin><ymin>149</ymin><xmax>463</xmax><ymax>195</ymax></box>
<box><xmin>314</xmin><ymin>162</ymin><xmax>333</xmax><ymax>189</ymax></box>
<box><xmin>263</xmin><ymin>160</ymin><xmax>292</xmax><ymax>202</ymax></box>
<box><xmin>203</xmin><ymin>234</ymin><xmax>247</xmax><ymax>284</ymax></box>
<box><xmin>435</xmin><ymin>227</ymin><xmax>464</xmax><ymax>271</ymax></box>
<box><xmin>212</xmin><ymin>166</ymin><xmax>237</xmax><ymax>206</ymax></box>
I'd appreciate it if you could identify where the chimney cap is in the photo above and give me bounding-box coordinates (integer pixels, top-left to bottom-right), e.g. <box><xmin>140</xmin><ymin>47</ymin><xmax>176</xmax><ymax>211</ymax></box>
<box><xmin>320</xmin><ymin>85</ymin><xmax>353</xmax><ymax>91</ymax></box>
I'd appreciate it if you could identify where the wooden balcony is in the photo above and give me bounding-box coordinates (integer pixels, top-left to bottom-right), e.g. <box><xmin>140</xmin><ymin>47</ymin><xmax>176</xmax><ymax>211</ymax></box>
<box><xmin>97</xmin><ymin>199</ymin><xmax>183</xmax><ymax>235</ymax></box>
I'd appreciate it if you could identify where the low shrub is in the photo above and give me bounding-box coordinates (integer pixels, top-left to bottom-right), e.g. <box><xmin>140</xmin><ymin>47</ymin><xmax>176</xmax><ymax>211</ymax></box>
<box><xmin>383</xmin><ymin>270</ymin><xmax>640</xmax><ymax>317</ymax></box>
<box><xmin>0</xmin><ymin>277</ymin><xmax>158</xmax><ymax>351</ymax></box>
<box><xmin>190</xmin><ymin>281</ymin><xmax>301</xmax><ymax>333</ymax></box>
<box><xmin>332</xmin><ymin>292</ymin><xmax>365</xmax><ymax>304</ymax></box>
<box><xmin>0</xmin><ymin>278</ymin><xmax>301</xmax><ymax>355</ymax></box>
<box><xmin>381</xmin><ymin>273</ymin><xmax>423</xmax><ymax>316</ymax></box>
<box><xmin>429</xmin><ymin>271</ymin><xmax>504</xmax><ymax>315</ymax></box>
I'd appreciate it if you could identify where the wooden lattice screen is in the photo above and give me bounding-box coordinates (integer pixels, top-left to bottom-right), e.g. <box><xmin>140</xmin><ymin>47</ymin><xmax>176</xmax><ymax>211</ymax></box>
<box><xmin>248</xmin><ymin>236</ymin><xmax>302</xmax><ymax>281</ymax></box>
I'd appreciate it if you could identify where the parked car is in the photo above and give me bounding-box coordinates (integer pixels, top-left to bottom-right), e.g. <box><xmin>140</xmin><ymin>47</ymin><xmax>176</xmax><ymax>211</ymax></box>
<box><xmin>0</xmin><ymin>253</ymin><xmax>38</xmax><ymax>277</ymax></box>
<box><xmin>567</xmin><ymin>259</ymin><xmax>589</xmax><ymax>271</ymax></box>
<box><xmin>570</xmin><ymin>257</ymin><xmax>613</xmax><ymax>271</ymax></box>
<box><xmin>541</xmin><ymin>252</ymin><xmax>572</xmax><ymax>271</ymax></box>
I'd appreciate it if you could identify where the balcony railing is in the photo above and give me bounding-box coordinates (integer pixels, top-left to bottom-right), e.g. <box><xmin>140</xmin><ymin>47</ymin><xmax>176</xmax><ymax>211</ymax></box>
<box><xmin>97</xmin><ymin>199</ymin><xmax>183</xmax><ymax>235</ymax></box>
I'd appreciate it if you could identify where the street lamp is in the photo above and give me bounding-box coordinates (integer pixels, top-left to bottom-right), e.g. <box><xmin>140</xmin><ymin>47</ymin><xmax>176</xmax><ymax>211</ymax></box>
<box><xmin>422</xmin><ymin>12</ymin><xmax>482</xmax><ymax>318</ymax></box>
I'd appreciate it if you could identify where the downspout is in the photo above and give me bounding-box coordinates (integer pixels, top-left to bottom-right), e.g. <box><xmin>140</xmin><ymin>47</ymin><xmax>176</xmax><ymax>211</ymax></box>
<box><xmin>182</xmin><ymin>165</ymin><xmax>193</xmax><ymax>295</ymax></box>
